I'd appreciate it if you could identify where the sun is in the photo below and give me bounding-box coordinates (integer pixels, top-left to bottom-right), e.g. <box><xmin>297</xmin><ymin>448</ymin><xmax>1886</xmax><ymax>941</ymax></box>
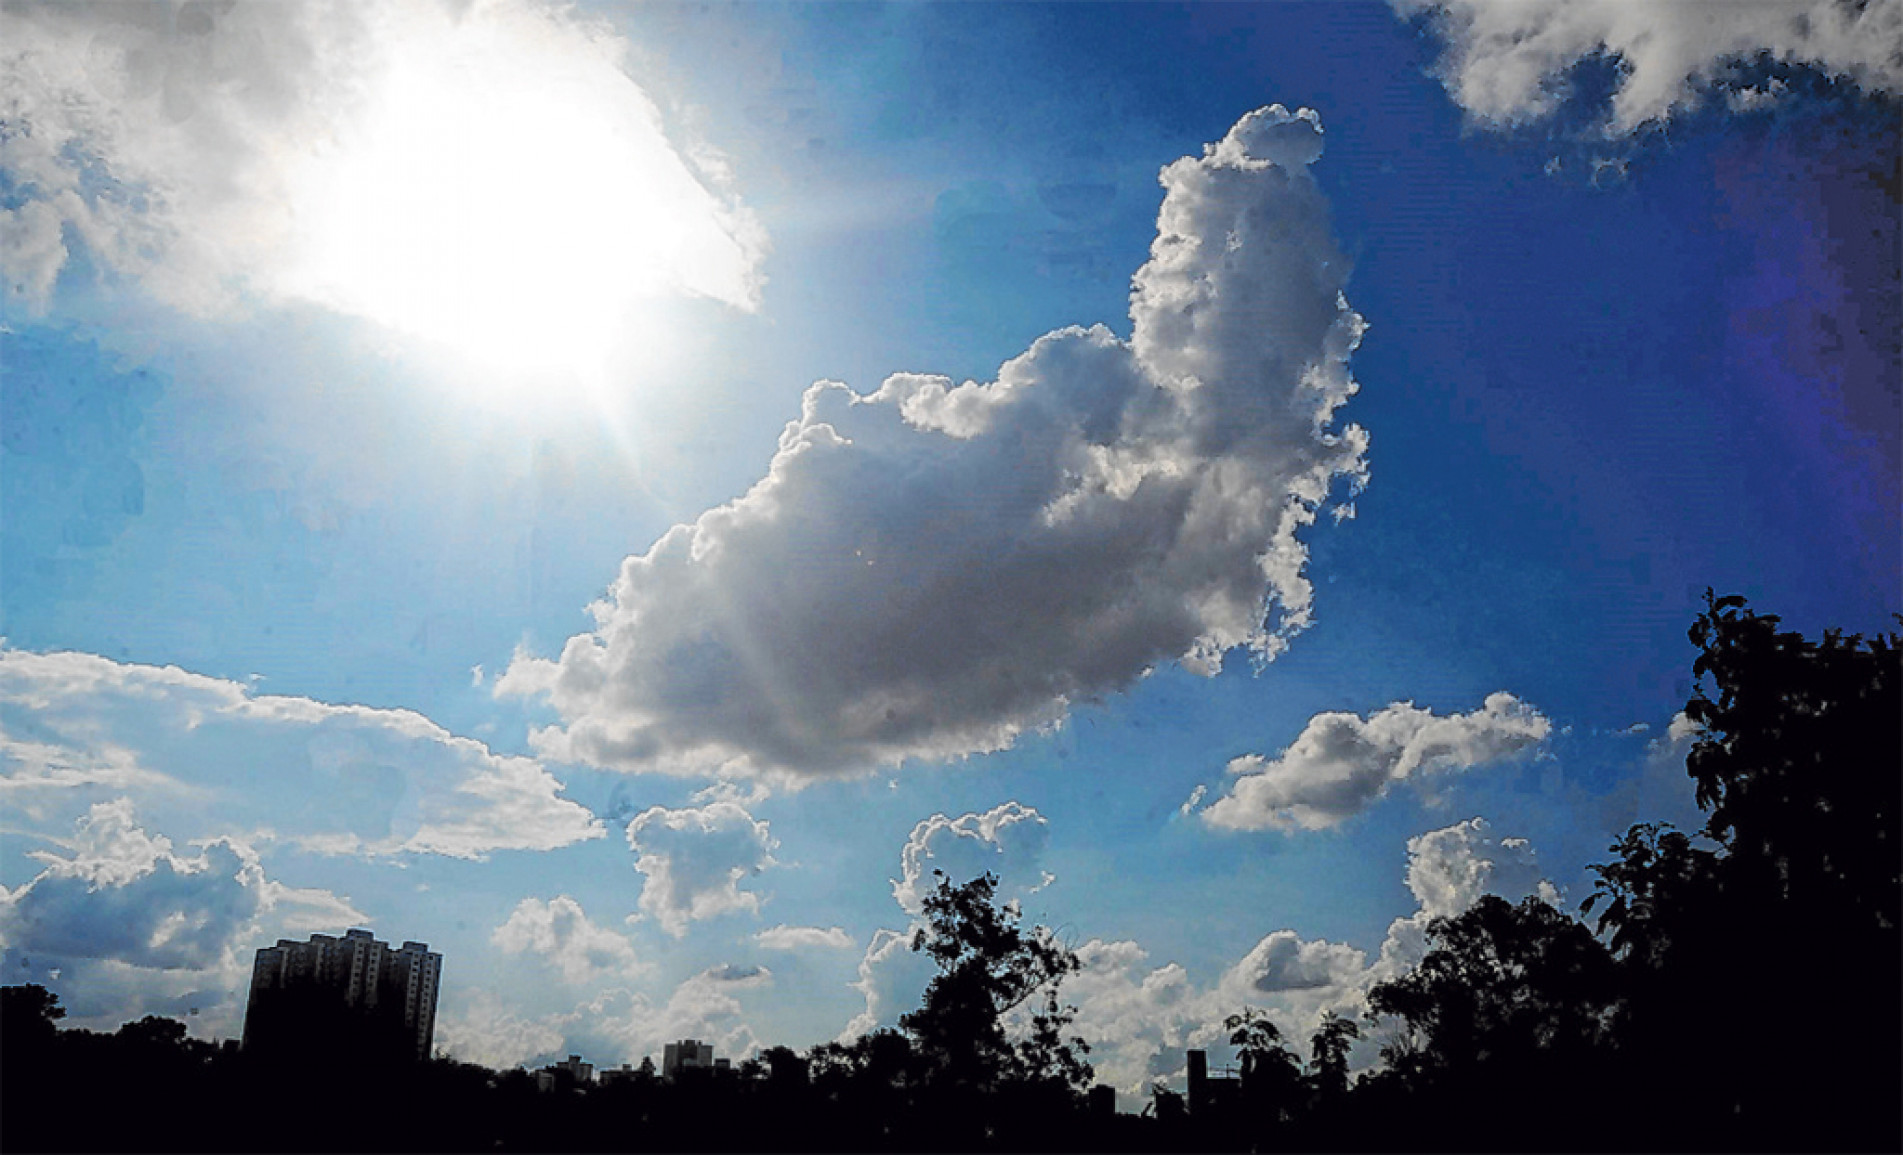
<box><xmin>284</xmin><ymin>4</ymin><xmax>761</xmax><ymax>394</ymax></box>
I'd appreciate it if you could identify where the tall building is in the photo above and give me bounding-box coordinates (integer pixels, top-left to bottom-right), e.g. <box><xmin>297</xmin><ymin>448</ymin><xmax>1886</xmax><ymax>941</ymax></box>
<box><xmin>662</xmin><ymin>1038</ymin><xmax>715</xmax><ymax>1081</ymax></box>
<box><xmin>243</xmin><ymin>929</ymin><xmax>441</xmax><ymax>1062</ymax></box>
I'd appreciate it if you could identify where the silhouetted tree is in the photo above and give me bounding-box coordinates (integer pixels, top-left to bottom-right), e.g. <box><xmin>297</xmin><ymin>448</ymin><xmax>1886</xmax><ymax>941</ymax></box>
<box><xmin>1370</xmin><ymin>896</ymin><xmax>1617</xmax><ymax>1076</ymax></box>
<box><xmin>1574</xmin><ymin>594</ymin><xmax>1903</xmax><ymax>1151</ymax></box>
<box><xmin>1</xmin><ymin>982</ymin><xmax>64</xmax><ymax>1049</ymax></box>
<box><xmin>901</xmin><ymin>871</ymin><xmax>1087</xmax><ymax>1097</ymax></box>
<box><xmin>1684</xmin><ymin>593</ymin><xmax>1901</xmax><ymax>932</ymax></box>
<box><xmin>1306</xmin><ymin>1010</ymin><xmax>1359</xmax><ymax>1101</ymax></box>
<box><xmin>1223</xmin><ymin>1007</ymin><xmax>1301</xmax><ymax>1126</ymax></box>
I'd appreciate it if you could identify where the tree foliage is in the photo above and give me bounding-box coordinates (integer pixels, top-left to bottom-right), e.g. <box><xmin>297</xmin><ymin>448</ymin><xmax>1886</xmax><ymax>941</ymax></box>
<box><xmin>901</xmin><ymin>871</ymin><xmax>1089</xmax><ymax>1097</ymax></box>
<box><xmin>1368</xmin><ymin>895</ymin><xmax>1618</xmax><ymax>1079</ymax></box>
<box><xmin>1683</xmin><ymin>592</ymin><xmax>1901</xmax><ymax>931</ymax></box>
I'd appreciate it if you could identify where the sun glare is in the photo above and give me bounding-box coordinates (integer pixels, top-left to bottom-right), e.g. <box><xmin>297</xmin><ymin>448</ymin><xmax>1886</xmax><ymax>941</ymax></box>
<box><xmin>286</xmin><ymin>5</ymin><xmax>760</xmax><ymax>394</ymax></box>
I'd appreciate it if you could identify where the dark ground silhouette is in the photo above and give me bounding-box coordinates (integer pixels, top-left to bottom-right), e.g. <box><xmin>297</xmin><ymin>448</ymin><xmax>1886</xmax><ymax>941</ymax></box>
<box><xmin>3</xmin><ymin>594</ymin><xmax>1897</xmax><ymax>1153</ymax></box>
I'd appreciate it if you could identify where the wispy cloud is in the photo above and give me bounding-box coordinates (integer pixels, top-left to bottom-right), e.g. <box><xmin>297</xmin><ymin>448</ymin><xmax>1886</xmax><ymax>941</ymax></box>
<box><xmin>0</xmin><ymin>648</ymin><xmax>603</xmax><ymax>859</ymax></box>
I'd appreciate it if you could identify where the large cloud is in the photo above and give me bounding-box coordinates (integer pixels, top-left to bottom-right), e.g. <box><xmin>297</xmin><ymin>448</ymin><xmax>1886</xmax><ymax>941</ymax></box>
<box><xmin>498</xmin><ymin>104</ymin><xmax>1369</xmax><ymax>781</ymax></box>
<box><xmin>1394</xmin><ymin>0</ymin><xmax>1903</xmax><ymax>133</ymax></box>
<box><xmin>493</xmin><ymin>896</ymin><xmax>644</xmax><ymax>984</ymax></box>
<box><xmin>0</xmin><ymin>649</ymin><xmax>603</xmax><ymax>859</ymax></box>
<box><xmin>1201</xmin><ymin>693</ymin><xmax>1551</xmax><ymax>831</ymax></box>
<box><xmin>0</xmin><ymin>799</ymin><xmax>365</xmax><ymax>1034</ymax></box>
<box><xmin>0</xmin><ymin>0</ymin><xmax>763</xmax><ymax>322</ymax></box>
<box><xmin>625</xmin><ymin>801</ymin><xmax>777</xmax><ymax>937</ymax></box>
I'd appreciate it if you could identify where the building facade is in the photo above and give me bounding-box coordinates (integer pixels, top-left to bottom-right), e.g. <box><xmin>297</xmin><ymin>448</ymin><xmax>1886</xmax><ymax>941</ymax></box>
<box><xmin>243</xmin><ymin>929</ymin><xmax>441</xmax><ymax>1062</ymax></box>
<box><xmin>661</xmin><ymin>1038</ymin><xmax>715</xmax><ymax>1081</ymax></box>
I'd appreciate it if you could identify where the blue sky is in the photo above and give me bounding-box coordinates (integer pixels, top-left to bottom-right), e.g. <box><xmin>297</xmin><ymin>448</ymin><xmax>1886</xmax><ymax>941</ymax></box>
<box><xmin>2</xmin><ymin>0</ymin><xmax>1897</xmax><ymax>1094</ymax></box>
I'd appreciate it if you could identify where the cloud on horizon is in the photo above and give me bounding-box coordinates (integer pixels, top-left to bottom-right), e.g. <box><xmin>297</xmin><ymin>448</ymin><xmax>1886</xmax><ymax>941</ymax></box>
<box><xmin>0</xmin><ymin>799</ymin><xmax>366</xmax><ymax>1035</ymax></box>
<box><xmin>1394</xmin><ymin>0</ymin><xmax>1903</xmax><ymax>133</ymax></box>
<box><xmin>498</xmin><ymin>104</ymin><xmax>1369</xmax><ymax>782</ymax></box>
<box><xmin>1068</xmin><ymin>813</ymin><xmax>1559</xmax><ymax>1096</ymax></box>
<box><xmin>437</xmin><ymin>962</ymin><xmax>774</xmax><ymax>1072</ymax></box>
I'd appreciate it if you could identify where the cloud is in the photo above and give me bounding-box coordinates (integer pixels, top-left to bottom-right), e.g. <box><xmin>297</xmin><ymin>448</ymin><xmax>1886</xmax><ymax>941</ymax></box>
<box><xmin>625</xmin><ymin>801</ymin><xmax>777</xmax><ymax>937</ymax></box>
<box><xmin>434</xmin><ymin>989</ymin><xmax>567</xmax><ymax>1070</ymax></box>
<box><xmin>577</xmin><ymin>964</ymin><xmax>775</xmax><ymax>1067</ymax></box>
<box><xmin>0</xmin><ymin>799</ymin><xmax>365</xmax><ymax>1034</ymax></box>
<box><xmin>892</xmin><ymin>801</ymin><xmax>1052</xmax><ymax>914</ymax></box>
<box><xmin>1065</xmin><ymin>816</ymin><xmax>1560</xmax><ymax>1096</ymax></box>
<box><xmin>1221</xmin><ymin>930</ymin><xmax>1369</xmax><ymax>996</ymax></box>
<box><xmin>499</xmin><ymin>104</ymin><xmax>1369</xmax><ymax>781</ymax></box>
<box><xmin>844</xmin><ymin>801</ymin><xmax>1055</xmax><ymax>1038</ymax></box>
<box><xmin>1201</xmin><ymin>693</ymin><xmax>1552</xmax><ymax>831</ymax></box>
<box><xmin>1402</xmin><ymin>816</ymin><xmax>1558</xmax><ymax>920</ymax></box>
<box><xmin>1371</xmin><ymin>816</ymin><xmax>1560</xmax><ymax>982</ymax></box>
<box><xmin>1060</xmin><ymin>928</ymin><xmax>1373</xmax><ymax>1099</ymax></box>
<box><xmin>753</xmin><ymin>924</ymin><xmax>854</xmax><ymax>951</ymax></box>
<box><xmin>841</xmin><ymin>926</ymin><xmax>937</xmax><ymax>1043</ymax></box>
<box><xmin>0</xmin><ymin>648</ymin><xmax>603</xmax><ymax>859</ymax></box>
<box><xmin>493</xmin><ymin>896</ymin><xmax>643</xmax><ymax>984</ymax></box>
<box><xmin>2</xmin><ymin>799</ymin><xmax>262</xmax><ymax>970</ymax></box>
<box><xmin>0</xmin><ymin>0</ymin><xmax>764</xmax><ymax>330</ymax></box>
<box><xmin>1394</xmin><ymin>0</ymin><xmax>1903</xmax><ymax>133</ymax></box>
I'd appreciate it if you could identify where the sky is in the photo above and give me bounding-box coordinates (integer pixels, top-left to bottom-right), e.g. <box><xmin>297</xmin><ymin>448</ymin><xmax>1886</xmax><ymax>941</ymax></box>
<box><xmin>1</xmin><ymin>0</ymin><xmax>1898</xmax><ymax>1097</ymax></box>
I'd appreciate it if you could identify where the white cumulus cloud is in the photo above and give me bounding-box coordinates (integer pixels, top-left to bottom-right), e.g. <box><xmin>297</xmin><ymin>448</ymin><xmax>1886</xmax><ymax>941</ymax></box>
<box><xmin>1371</xmin><ymin>816</ymin><xmax>1561</xmax><ymax>981</ymax></box>
<box><xmin>498</xmin><ymin>104</ymin><xmax>1369</xmax><ymax>781</ymax></box>
<box><xmin>493</xmin><ymin>896</ymin><xmax>643</xmax><ymax>984</ymax></box>
<box><xmin>0</xmin><ymin>649</ymin><xmax>603</xmax><ymax>859</ymax></box>
<box><xmin>1394</xmin><ymin>0</ymin><xmax>1903</xmax><ymax>133</ymax></box>
<box><xmin>753</xmin><ymin>924</ymin><xmax>854</xmax><ymax>951</ymax></box>
<box><xmin>625</xmin><ymin>801</ymin><xmax>777</xmax><ymax>938</ymax></box>
<box><xmin>892</xmin><ymin>801</ymin><xmax>1052</xmax><ymax>914</ymax></box>
<box><xmin>1201</xmin><ymin>692</ymin><xmax>1552</xmax><ymax>831</ymax></box>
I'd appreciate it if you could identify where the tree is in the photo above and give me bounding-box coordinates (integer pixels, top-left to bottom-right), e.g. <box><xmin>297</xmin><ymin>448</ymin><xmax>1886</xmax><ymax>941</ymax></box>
<box><xmin>1683</xmin><ymin>591</ymin><xmax>1900</xmax><ymax>931</ymax></box>
<box><xmin>901</xmin><ymin>871</ymin><xmax>1088</xmax><ymax>1097</ymax></box>
<box><xmin>1223</xmin><ymin>1006</ymin><xmax>1302</xmax><ymax>1123</ymax></box>
<box><xmin>0</xmin><ymin>984</ymin><xmax>65</xmax><ymax>1051</ymax></box>
<box><xmin>1306</xmin><ymin>1010</ymin><xmax>1359</xmax><ymax>1100</ymax></box>
<box><xmin>1574</xmin><ymin>596</ymin><xmax>1903</xmax><ymax>1151</ymax></box>
<box><xmin>1368</xmin><ymin>896</ymin><xmax>1618</xmax><ymax>1079</ymax></box>
<box><xmin>1582</xmin><ymin>822</ymin><xmax>1725</xmax><ymax>971</ymax></box>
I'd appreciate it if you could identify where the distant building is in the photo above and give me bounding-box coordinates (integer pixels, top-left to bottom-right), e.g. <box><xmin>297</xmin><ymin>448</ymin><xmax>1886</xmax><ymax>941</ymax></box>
<box><xmin>662</xmin><ymin>1038</ymin><xmax>714</xmax><ymax>1081</ymax></box>
<box><xmin>534</xmin><ymin>1054</ymin><xmax>593</xmax><ymax>1092</ymax></box>
<box><xmin>243</xmin><ymin>929</ymin><xmax>441</xmax><ymax>1062</ymax></box>
<box><xmin>1089</xmin><ymin>1084</ymin><xmax>1117</xmax><ymax>1117</ymax></box>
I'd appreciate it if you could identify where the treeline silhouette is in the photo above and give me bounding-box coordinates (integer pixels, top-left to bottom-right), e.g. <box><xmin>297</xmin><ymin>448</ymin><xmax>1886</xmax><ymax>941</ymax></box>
<box><xmin>3</xmin><ymin>594</ymin><xmax>1897</xmax><ymax>1153</ymax></box>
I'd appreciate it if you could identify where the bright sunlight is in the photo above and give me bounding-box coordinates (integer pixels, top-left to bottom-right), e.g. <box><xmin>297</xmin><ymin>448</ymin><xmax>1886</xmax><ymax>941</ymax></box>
<box><xmin>286</xmin><ymin>3</ymin><xmax>762</xmax><ymax>388</ymax></box>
